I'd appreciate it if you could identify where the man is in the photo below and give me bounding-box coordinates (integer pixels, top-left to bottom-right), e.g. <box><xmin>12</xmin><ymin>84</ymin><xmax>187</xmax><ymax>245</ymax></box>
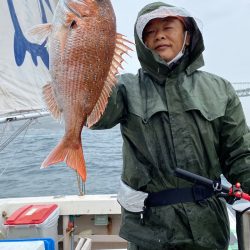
<box><xmin>92</xmin><ymin>2</ymin><xmax>250</xmax><ymax>249</ymax></box>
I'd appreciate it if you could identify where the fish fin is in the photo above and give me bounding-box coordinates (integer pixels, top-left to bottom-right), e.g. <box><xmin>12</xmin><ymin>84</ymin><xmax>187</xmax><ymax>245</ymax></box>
<box><xmin>86</xmin><ymin>34</ymin><xmax>133</xmax><ymax>127</ymax></box>
<box><xmin>26</xmin><ymin>23</ymin><xmax>53</xmax><ymax>44</ymax></box>
<box><xmin>43</xmin><ymin>83</ymin><xmax>62</xmax><ymax>121</ymax></box>
<box><xmin>41</xmin><ymin>137</ymin><xmax>87</xmax><ymax>182</ymax></box>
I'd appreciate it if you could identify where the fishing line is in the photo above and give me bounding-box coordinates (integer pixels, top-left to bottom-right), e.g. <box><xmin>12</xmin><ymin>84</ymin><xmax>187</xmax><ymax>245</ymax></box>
<box><xmin>0</xmin><ymin>122</ymin><xmax>9</xmax><ymax>144</ymax></box>
<box><xmin>18</xmin><ymin>118</ymin><xmax>35</xmax><ymax>146</ymax></box>
<box><xmin>76</xmin><ymin>172</ymin><xmax>85</xmax><ymax>196</ymax></box>
<box><xmin>0</xmin><ymin>119</ymin><xmax>35</xmax><ymax>177</ymax></box>
<box><xmin>0</xmin><ymin>119</ymin><xmax>34</xmax><ymax>152</ymax></box>
<box><xmin>0</xmin><ymin>168</ymin><xmax>6</xmax><ymax>177</ymax></box>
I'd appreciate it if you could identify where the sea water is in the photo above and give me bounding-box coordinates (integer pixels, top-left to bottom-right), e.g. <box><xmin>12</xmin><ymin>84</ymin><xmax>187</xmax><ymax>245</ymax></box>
<box><xmin>0</xmin><ymin>116</ymin><xmax>123</xmax><ymax>198</ymax></box>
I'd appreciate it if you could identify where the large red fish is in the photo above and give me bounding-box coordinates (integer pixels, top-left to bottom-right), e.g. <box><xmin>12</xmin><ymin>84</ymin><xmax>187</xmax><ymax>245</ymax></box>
<box><xmin>29</xmin><ymin>0</ymin><xmax>131</xmax><ymax>183</ymax></box>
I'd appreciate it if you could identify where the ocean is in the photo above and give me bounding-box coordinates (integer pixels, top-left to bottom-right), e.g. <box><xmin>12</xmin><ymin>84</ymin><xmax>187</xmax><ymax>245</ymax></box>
<box><xmin>0</xmin><ymin>116</ymin><xmax>123</xmax><ymax>198</ymax></box>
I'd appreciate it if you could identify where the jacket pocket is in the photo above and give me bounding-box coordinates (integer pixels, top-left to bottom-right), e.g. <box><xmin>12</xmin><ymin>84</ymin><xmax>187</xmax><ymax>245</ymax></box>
<box><xmin>184</xmin><ymin>96</ymin><xmax>227</xmax><ymax>121</ymax></box>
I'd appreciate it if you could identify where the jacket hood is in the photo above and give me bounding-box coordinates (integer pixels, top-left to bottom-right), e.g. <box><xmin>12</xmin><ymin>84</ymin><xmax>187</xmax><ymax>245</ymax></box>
<box><xmin>134</xmin><ymin>2</ymin><xmax>205</xmax><ymax>81</ymax></box>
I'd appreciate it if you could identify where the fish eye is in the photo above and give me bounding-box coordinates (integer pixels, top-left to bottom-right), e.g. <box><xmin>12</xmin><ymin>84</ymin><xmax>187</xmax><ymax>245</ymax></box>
<box><xmin>70</xmin><ymin>20</ymin><xmax>77</xmax><ymax>29</ymax></box>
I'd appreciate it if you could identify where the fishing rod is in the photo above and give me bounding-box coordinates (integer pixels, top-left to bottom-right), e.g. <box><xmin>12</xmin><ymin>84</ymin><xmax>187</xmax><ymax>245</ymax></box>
<box><xmin>175</xmin><ymin>168</ymin><xmax>250</xmax><ymax>250</ymax></box>
<box><xmin>175</xmin><ymin>168</ymin><xmax>250</xmax><ymax>203</ymax></box>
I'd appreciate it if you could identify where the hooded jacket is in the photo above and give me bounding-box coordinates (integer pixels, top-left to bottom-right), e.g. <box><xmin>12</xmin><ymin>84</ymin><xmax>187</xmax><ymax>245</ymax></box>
<box><xmin>92</xmin><ymin>2</ymin><xmax>250</xmax><ymax>249</ymax></box>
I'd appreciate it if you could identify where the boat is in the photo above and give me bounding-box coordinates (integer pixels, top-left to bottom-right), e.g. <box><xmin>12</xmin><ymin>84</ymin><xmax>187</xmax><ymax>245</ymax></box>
<box><xmin>0</xmin><ymin>1</ymin><xmax>126</xmax><ymax>249</ymax></box>
<box><xmin>0</xmin><ymin>194</ymin><xmax>127</xmax><ymax>249</ymax></box>
<box><xmin>0</xmin><ymin>1</ymin><xmax>249</xmax><ymax>249</ymax></box>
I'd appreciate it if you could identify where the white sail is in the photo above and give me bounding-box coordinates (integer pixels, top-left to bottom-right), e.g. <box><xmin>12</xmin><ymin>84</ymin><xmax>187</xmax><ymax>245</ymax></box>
<box><xmin>0</xmin><ymin>0</ymin><xmax>57</xmax><ymax>121</ymax></box>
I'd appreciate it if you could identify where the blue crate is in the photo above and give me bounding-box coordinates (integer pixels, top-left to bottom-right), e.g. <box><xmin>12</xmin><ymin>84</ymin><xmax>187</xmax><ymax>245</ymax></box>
<box><xmin>0</xmin><ymin>238</ymin><xmax>55</xmax><ymax>250</ymax></box>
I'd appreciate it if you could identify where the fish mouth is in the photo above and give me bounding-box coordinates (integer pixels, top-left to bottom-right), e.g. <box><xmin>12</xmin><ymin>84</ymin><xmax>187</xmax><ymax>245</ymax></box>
<box><xmin>63</xmin><ymin>0</ymin><xmax>88</xmax><ymax>18</ymax></box>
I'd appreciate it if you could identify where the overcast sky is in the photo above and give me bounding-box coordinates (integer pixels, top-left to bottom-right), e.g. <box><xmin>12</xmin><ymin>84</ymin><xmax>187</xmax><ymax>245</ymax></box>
<box><xmin>111</xmin><ymin>0</ymin><xmax>250</xmax><ymax>124</ymax></box>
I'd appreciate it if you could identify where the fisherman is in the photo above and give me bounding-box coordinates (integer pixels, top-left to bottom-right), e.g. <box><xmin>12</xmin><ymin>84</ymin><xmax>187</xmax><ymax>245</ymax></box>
<box><xmin>91</xmin><ymin>2</ymin><xmax>250</xmax><ymax>249</ymax></box>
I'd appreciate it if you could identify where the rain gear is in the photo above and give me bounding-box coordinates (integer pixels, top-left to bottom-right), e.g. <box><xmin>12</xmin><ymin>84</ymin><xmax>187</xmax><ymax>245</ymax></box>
<box><xmin>92</xmin><ymin>2</ymin><xmax>250</xmax><ymax>249</ymax></box>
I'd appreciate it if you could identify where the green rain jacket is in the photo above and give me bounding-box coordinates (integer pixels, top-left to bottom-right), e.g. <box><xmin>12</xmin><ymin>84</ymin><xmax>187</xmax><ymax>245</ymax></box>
<box><xmin>92</xmin><ymin>2</ymin><xmax>250</xmax><ymax>249</ymax></box>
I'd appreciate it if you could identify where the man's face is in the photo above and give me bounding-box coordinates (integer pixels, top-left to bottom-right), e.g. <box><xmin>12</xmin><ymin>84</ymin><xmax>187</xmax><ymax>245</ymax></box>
<box><xmin>143</xmin><ymin>17</ymin><xmax>190</xmax><ymax>62</ymax></box>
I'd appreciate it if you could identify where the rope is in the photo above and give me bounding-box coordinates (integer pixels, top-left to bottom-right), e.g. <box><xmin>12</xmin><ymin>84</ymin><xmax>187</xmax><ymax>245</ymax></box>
<box><xmin>0</xmin><ymin>121</ymin><xmax>9</xmax><ymax>144</ymax></box>
<box><xmin>0</xmin><ymin>168</ymin><xmax>6</xmax><ymax>177</ymax></box>
<box><xmin>0</xmin><ymin>119</ymin><xmax>35</xmax><ymax>152</ymax></box>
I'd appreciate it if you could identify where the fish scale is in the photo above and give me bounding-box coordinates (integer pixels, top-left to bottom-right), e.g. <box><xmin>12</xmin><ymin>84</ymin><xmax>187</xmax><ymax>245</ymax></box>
<box><xmin>28</xmin><ymin>0</ymin><xmax>132</xmax><ymax>189</ymax></box>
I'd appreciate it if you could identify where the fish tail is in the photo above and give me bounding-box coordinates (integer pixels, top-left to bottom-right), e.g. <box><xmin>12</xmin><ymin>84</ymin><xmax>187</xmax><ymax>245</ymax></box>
<box><xmin>41</xmin><ymin>137</ymin><xmax>86</xmax><ymax>182</ymax></box>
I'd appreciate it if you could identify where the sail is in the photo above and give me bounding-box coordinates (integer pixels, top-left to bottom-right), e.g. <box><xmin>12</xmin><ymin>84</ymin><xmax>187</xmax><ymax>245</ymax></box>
<box><xmin>0</xmin><ymin>0</ymin><xmax>57</xmax><ymax>121</ymax></box>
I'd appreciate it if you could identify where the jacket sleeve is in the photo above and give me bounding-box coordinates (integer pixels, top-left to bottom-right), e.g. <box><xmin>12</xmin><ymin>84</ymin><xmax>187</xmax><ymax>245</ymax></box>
<box><xmin>90</xmin><ymin>76</ymin><xmax>127</xmax><ymax>130</ymax></box>
<box><xmin>219</xmin><ymin>83</ymin><xmax>250</xmax><ymax>193</ymax></box>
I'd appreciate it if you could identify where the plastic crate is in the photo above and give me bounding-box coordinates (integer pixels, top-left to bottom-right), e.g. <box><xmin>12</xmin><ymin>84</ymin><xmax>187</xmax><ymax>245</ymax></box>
<box><xmin>0</xmin><ymin>238</ymin><xmax>55</xmax><ymax>250</ymax></box>
<box><xmin>4</xmin><ymin>204</ymin><xmax>59</xmax><ymax>250</ymax></box>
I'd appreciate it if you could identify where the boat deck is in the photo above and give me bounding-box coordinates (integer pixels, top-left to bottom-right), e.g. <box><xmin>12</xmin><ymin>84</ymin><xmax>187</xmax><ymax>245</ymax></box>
<box><xmin>0</xmin><ymin>194</ymin><xmax>240</xmax><ymax>250</ymax></box>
